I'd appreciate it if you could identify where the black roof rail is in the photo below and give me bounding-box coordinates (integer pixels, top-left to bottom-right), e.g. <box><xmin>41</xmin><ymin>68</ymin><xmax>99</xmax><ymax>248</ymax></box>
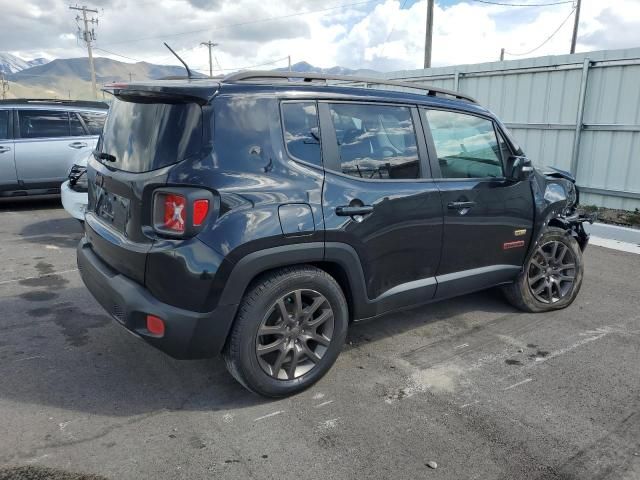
<box><xmin>0</xmin><ymin>98</ymin><xmax>109</xmax><ymax>109</ymax></box>
<box><xmin>222</xmin><ymin>70</ymin><xmax>477</xmax><ymax>104</ymax></box>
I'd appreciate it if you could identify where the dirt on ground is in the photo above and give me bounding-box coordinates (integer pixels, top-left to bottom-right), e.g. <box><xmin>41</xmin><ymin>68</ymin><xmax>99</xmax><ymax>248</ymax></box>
<box><xmin>580</xmin><ymin>204</ymin><xmax>640</xmax><ymax>228</ymax></box>
<box><xmin>0</xmin><ymin>466</ymin><xmax>108</xmax><ymax>480</ymax></box>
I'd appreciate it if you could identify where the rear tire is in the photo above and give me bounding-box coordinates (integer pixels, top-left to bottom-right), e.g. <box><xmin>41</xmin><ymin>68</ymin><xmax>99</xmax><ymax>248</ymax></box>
<box><xmin>503</xmin><ymin>227</ymin><xmax>583</xmax><ymax>313</ymax></box>
<box><xmin>223</xmin><ymin>265</ymin><xmax>348</xmax><ymax>397</ymax></box>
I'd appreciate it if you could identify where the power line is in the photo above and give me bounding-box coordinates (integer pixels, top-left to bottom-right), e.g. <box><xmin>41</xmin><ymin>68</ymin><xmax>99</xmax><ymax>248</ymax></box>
<box><xmin>471</xmin><ymin>0</ymin><xmax>573</xmax><ymax>6</ymax></box>
<box><xmin>504</xmin><ymin>7</ymin><xmax>576</xmax><ymax>56</ymax></box>
<box><xmin>93</xmin><ymin>47</ymin><xmax>143</xmax><ymax>62</ymax></box>
<box><xmin>98</xmin><ymin>0</ymin><xmax>382</xmax><ymax>48</ymax></box>
<box><xmin>378</xmin><ymin>0</ymin><xmax>410</xmax><ymax>59</ymax></box>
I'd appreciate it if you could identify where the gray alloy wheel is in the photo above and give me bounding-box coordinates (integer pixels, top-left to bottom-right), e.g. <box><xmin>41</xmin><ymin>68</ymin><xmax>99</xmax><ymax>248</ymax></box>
<box><xmin>256</xmin><ymin>289</ymin><xmax>334</xmax><ymax>380</ymax></box>
<box><xmin>527</xmin><ymin>240</ymin><xmax>577</xmax><ymax>304</ymax></box>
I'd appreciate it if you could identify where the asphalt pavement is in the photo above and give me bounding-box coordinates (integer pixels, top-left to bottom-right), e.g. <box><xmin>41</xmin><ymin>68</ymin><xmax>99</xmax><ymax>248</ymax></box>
<box><xmin>0</xmin><ymin>198</ymin><xmax>639</xmax><ymax>480</ymax></box>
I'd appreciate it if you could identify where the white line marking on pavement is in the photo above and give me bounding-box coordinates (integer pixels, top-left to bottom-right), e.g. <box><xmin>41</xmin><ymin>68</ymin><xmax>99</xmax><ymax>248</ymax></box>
<box><xmin>253</xmin><ymin>411</ymin><xmax>284</xmax><ymax>422</ymax></box>
<box><xmin>314</xmin><ymin>400</ymin><xmax>334</xmax><ymax>408</ymax></box>
<box><xmin>312</xmin><ymin>393</ymin><xmax>325</xmax><ymax>400</ymax></box>
<box><xmin>454</xmin><ymin>343</ymin><xmax>469</xmax><ymax>349</ymax></box>
<box><xmin>461</xmin><ymin>401</ymin><xmax>479</xmax><ymax>408</ymax></box>
<box><xmin>504</xmin><ymin>378</ymin><xmax>532</xmax><ymax>390</ymax></box>
<box><xmin>45</xmin><ymin>245</ymin><xmax>60</xmax><ymax>250</ymax></box>
<box><xmin>590</xmin><ymin>236</ymin><xmax>640</xmax><ymax>254</ymax></box>
<box><xmin>0</xmin><ymin>268</ymin><xmax>78</xmax><ymax>285</ymax></box>
<box><xmin>14</xmin><ymin>355</ymin><xmax>44</xmax><ymax>362</ymax></box>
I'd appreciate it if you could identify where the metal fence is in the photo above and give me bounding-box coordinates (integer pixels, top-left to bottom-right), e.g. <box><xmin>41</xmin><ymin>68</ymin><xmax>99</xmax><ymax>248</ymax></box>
<box><xmin>365</xmin><ymin>48</ymin><xmax>640</xmax><ymax>210</ymax></box>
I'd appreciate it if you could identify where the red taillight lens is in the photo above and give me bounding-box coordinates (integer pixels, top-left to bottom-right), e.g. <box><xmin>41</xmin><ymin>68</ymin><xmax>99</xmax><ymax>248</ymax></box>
<box><xmin>193</xmin><ymin>199</ymin><xmax>209</xmax><ymax>226</ymax></box>
<box><xmin>146</xmin><ymin>315</ymin><xmax>165</xmax><ymax>336</ymax></box>
<box><xmin>163</xmin><ymin>194</ymin><xmax>186</xmax><ymax>232</ymax></box>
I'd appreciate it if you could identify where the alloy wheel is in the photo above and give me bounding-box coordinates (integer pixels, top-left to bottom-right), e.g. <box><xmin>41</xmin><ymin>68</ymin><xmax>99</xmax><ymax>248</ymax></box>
<box><xmin>255</xmin><ymin>289</ymin><xmax>334</xmax><ymax>380</ymax></box>
<box><xmin>527</xmin><ymin>240</ymin><xmax>577</xmax><ymax>304</ymax></box>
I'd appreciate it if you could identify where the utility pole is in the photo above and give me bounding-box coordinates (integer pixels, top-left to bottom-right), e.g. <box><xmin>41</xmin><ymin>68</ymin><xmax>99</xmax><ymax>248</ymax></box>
<box><xmin>201</xmin><ymin>40</ymin><xmax>218</xmax><ymax>78</ymax></box>
<box><xmin>128</xmin><ymin>72</ymin><xmax>134</xmax><ymax>82</ymax></box>
<box><xmin>288</xmin><ymin>55</ymin><xmax>291</xmax><ymax>71</ymax></box>
<box><xmin>70</xmin><ymin>5</ymin><xmax>99</xmax><ymax>99</ymax></box>
<box><xmin>500</xmin><ymin>48</ymin><xmax>505</xmax><ymax>61</ymax></box>
<box><xmin>423</xmin><ymin>0</ymin><xmax>434</xmax><ymax>69</ymax></box>
<box><xmin>570</xmin><ymin>0</ymin><xmax>581</xmax><ymax>54</ymax></box>
<box><xmin>0</xmin><ymin>75</ymin><xmax>9</xmax><ymax>100</ymax></box>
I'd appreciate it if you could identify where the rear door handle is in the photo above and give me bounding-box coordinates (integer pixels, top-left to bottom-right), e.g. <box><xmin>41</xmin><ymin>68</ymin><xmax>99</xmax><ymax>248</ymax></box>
<box><xmin>447</xmin><ymin>201</ymin><xmax>476</xmax><ymax>210</ymax></box>
<box><xmin>0</xmin><ymin>146</ymin><xmax>10</xmax><ymax>153</ymax></box>
<box><xmin>68</xmin><ymin>141</ymin><xmax>88</xmax><ymax>149</ymax></box>
<box><xmin>335</xmin><ymin>205</ymin><xmax>374</xmax><ymax>216</ymax></box>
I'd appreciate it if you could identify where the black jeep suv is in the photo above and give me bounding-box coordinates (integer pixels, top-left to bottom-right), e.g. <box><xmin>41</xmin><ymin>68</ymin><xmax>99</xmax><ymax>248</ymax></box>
<box><xmin>77</xmin><ymin>71</ymin><xmax>590</xmax><ymax>397</ymax></box>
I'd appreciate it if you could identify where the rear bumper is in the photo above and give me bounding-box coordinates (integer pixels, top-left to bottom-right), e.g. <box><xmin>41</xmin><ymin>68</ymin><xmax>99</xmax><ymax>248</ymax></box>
<box><xmin>77</xmin><ymin>237</ymin><xmax>237</xmax><ymax>359</ymax></box>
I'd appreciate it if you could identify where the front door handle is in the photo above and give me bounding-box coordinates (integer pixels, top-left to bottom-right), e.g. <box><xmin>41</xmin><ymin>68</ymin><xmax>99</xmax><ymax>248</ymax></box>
<box><xmin>447</xmin><ymin>201</ymin><xmax>476</xmax><ymax>210</ymax></box>
<box><xmin>0</xmin><ymin>146</ymin><xmax>10</xmax><ymax>153</ymax></box>
<box><xmin>68</xmin><ymin>141</ymin><xmax>88</xmax><ymax>149</ymax></box>
<box><xmin>335</xmin><ymin>205</ymin><xmax>374</xmax><ymax>216</ymax></box>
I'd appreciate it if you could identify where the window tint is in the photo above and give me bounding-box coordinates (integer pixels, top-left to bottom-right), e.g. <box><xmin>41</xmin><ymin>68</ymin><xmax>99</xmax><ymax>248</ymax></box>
<box><xmin>281</xmin><ymin>102</ymin><xmax>321</xmax><ymax>166</ymax></box>
<box><xmin>100</xmin><ymin>98</ymin><xmax>202</xmax><ymax>173</ymax></box>
<box><xmin>0</xmin><ymin>110</ymin><xmax>9</xmax><ymax>140</ymax></box>
<box><xmin>69</xmin><ymin>112</ymin><xmax>85</xmax><ymax>136</ymax></box>
<box><xmin>329</xmin><ymin>103</ymin><xmax>419</xmax><ymax>180</ymax></box>
<box><xmin>424</xmin><ymin>110</ymin><xmax>503</xmax><ymax>179</ymax></box>
<box><xmin>79</xmin><ymin>111</ymin><xmax>106</xmax><ymax>135</ymax></box>
<box><xmin>19</xmin><ymin>110</ymin><xmax>69</xmax><ymax>139</ymax></box>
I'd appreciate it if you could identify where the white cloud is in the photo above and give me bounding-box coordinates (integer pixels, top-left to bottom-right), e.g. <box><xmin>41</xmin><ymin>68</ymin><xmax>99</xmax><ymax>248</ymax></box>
<box><xmin>3</xmin><ymin>0</ymin><xmax>640</xmax><ymax>72</ymax></box>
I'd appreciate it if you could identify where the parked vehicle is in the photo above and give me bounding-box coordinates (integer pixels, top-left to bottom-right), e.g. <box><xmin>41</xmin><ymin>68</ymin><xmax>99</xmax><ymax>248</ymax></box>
<box><xmin>61</xmin><ymin>150</ymin><xmax>91</xmax><ymax>221</ymax></box>
<box><xmin>0</xmin><ymin>99</ymin><xmax>107</xmax><ymax>198</ymax></box>
<box><xmin>77</xmin><ymin>72</ymin><xmax>591</xmax><ymax>397</ymax></box>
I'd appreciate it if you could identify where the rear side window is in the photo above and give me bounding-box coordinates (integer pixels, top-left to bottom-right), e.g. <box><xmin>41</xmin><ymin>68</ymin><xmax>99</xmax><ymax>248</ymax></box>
<box><xmin>0</xmin><ymin>110</ymin><xmax>9</xmax><ymax>140</ymax></box>
<box><xmin>99</xmin><ymin>98</ymin><xmax>202</xmax><ymax>173</ymax></box>
<box><xmin>281</xmin><ymin>102</ymin><xmax>321</xmax><ymax>166</ymax></box>
<box><xmin>18</xmin><ymin>110</ymin><xmax>69</xmax><ymax>139</ymax></box>
<box><xmin>424</xmin><ymin>110</ymin><xmax>503</xmax><ymax>179</ymax></box>
<box><xmin>329</xmin><ymin>103</ymin><xmax>420</xmax><ymax>180</ymax></box>
<box><xmin>79</xmin><ymin>111</ymin><xmax>106</xmax><ymax>135</ymax></box>
<box><xmin>69</xmin><ymin>112</ymin><xmax>85</xmax><ymax>136</ymax></box>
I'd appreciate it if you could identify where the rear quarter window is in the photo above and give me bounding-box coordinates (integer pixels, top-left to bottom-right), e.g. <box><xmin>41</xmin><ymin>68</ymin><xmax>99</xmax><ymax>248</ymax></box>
<box><xmin>79</xmin><ymin>111</ymin><xmax>107</xmax><ymax>135</ymax></box>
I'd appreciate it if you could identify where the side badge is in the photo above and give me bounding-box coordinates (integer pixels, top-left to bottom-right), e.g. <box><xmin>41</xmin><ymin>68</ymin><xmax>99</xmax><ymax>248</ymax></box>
<box><xmin>504</xmin><ymin>240</ymin><xmax>525</xmax><ymax>250</ymax></box>
<box><xmin>514</xmin><ymin>229</ymin><xmax>527</xmax><ymax>237</ymax></box>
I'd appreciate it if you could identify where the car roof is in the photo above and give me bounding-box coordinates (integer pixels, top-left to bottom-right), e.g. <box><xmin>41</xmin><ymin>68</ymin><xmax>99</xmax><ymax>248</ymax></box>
<box><xmin>104</xmin><ymin>77</ymin><xmax>491</xmax><ymax>117</ymax></box>
<box><xmin>0</xmin><ymin>99</ymin><xmax>109</xmax><ymax>112</ymax></box>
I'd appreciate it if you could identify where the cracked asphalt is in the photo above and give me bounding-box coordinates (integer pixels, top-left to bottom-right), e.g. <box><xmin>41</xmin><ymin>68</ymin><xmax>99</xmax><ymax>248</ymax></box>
<box><xmin>1</xmin><ymin>198</ymin><xmax>639</xmax><ymax>480</ymax></box>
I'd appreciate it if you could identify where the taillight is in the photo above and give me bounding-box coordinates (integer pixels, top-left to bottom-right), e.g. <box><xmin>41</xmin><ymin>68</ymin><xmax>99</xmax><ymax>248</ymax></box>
<box><xmin>193</xmin><ymin>199</ymin><xmax>209</xmax><ymax>226</ymax></box>
<box><xmin>163</xmin><ymin>194</ymin><xmax>187</xmax><ymax>233</ymax></box>
<box><xmin>153</xmin><ymin>189</ymin><xmax>214</xmax><ymax>237</ymax></box>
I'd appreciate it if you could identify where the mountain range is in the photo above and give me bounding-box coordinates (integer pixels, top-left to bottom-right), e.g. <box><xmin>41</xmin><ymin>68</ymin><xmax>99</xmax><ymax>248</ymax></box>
<box><xmin>0</xmin><ymin>53</ymin><xmax>49</xmax><ymax>74</ymax></box>
<box><xmin>0</xmin><ymin>53</ymin><xmax>380</xmax><ymax>100</ymax></box>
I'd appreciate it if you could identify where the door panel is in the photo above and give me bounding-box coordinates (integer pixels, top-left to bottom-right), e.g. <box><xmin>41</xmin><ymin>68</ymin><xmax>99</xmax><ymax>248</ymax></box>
<box><xmin>0</xmin><ymin>109</ymin><xmax>17</xmax><ymax>190</ymax></box>
<box><xmin>420</xmin><ymin>107</ymin><xmax>534</xmax><ymax>298</ymax></box>
<box><xmin>320</xmin><ymin>101</ymin><xmax>443</xmax><ymax>316</ymax></box>
<box><xmin>14</xmin><ymin>109</ymin><xmax>97</xmax><ymax>187</ymax></box>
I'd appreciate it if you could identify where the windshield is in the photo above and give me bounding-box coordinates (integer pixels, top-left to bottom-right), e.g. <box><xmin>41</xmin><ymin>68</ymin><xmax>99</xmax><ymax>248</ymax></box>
<box><xmin>98</xmin><ymin>97</ymin><xmax>203</xmax><ymax>173</ymax></box>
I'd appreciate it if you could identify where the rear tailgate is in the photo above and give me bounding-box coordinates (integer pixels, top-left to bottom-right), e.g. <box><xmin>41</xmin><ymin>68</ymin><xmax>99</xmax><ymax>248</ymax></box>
<box><xmin>85</xmin><ymin>90</ymin><xmax>207</xmax><ymax>284</ymax></box>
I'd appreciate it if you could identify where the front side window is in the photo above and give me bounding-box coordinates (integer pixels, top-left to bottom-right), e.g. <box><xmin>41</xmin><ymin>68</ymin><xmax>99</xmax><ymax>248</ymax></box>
<box><xmin>18</xmin><ymin>110</ymin><xmax>69</xmax><ymax>139</ymax></box>
<box><xmin>0</xmin><ymin>110</ymin><xmax>9</xmax><ymax>140</ymax></box>
<box><xmin>281</xmin><ymin>102</ymin><xmax>321</xmax><ymax>166</ymax></box>
<box><xmin>79</xmin><ymin>111</ymin><xmax>107</xmax><ymax>135</ymax></box>
<box><xmin>329</xmin><ymin>103</ymin><xmax>420</xmax><ymax>180</ymax></box>
<box><xmin>424</xmin><ymin>109</ymin><xmax>503</xmax><ymax>179</ymax></box>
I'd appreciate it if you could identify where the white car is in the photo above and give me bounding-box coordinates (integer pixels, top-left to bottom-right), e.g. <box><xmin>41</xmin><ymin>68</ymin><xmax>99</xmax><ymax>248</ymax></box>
<box><xmin>61</xmin><ymin>151</ymin><xmax>91</xmax><ymax>221</ymax></box>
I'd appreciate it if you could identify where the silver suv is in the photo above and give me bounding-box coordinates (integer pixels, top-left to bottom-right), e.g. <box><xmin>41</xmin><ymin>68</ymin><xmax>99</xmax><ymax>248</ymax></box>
<box><xmin>0</xmin><ymin>99</ymin><xmax>108</xmax><ymax>197</ymax></box>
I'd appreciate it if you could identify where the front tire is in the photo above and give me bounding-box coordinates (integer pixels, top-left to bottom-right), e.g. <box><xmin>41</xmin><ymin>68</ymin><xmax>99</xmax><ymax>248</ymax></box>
<box><xmin>503</xmin><ymin>227</ymin><xmax>584</xmax><ymax>313</ymax></box>
<box><xmin>223</xmin><ymin>265</ymin><xmax>348</xmax><ymax>397</ymax></box>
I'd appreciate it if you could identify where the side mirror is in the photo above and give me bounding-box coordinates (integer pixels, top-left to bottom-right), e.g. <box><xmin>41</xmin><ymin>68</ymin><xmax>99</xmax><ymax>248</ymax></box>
<box><xmin>506</xmin><ymin>155</ymin><xmax>533</xmax><ymax>181</ymax></box>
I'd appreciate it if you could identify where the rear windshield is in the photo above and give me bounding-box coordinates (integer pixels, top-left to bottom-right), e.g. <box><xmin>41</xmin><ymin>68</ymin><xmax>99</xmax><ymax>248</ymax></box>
<box><xmin>98</xmin><ymin>97</ymin><xmax>203</xmax><ymax>173</ymax></box>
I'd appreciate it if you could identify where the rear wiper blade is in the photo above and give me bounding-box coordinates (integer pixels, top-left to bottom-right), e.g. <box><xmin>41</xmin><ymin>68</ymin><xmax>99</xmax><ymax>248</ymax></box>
<box><xmin>94</xmin><ymin>150</ymin><xmax>117</xmax><ymax>162</ymax></box>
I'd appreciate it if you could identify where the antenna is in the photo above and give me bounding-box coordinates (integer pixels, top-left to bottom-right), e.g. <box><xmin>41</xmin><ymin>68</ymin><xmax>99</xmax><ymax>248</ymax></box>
<box><xmin>163</xmin><ymin>42</ymin><xmax>193</xmax><ymax>79</ymax></box>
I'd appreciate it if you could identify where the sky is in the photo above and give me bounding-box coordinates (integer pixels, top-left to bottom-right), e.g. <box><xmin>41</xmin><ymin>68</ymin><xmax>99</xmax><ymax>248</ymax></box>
<box><xmin>2</xmin><ymin>0</ymin><xmax>640</xmax><ymax>73</ymax></box>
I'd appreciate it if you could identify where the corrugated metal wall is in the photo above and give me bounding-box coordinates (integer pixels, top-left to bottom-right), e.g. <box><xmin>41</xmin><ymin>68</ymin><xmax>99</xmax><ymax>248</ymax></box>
<box><xmin>375</xmin><ymin>48</ymin><xmax>640</xmax><ymax>210</ymax></box>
